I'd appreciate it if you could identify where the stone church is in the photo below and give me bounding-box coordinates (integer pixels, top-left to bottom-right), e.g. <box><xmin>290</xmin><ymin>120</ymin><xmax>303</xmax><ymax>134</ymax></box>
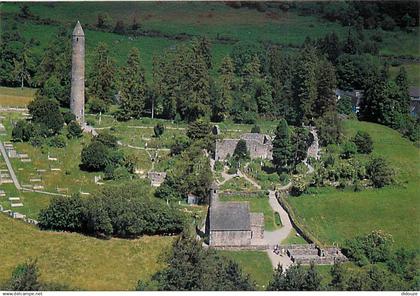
<box><xmin>206</xmin><ymin>183</ymin><xmax>264</xmax><ymax>248</ymax></box>
<box><xmin>215</xmin><ymin>133</ymin><xmax>273</xmax><ymax>161</ymax></box>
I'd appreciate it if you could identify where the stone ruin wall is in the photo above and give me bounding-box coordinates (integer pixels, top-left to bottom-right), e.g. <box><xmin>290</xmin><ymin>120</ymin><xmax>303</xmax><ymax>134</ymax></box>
<box><xmin>215</xmin><ymin>139</ymin><xmax>272</xmax><ymax>161</ymax></box>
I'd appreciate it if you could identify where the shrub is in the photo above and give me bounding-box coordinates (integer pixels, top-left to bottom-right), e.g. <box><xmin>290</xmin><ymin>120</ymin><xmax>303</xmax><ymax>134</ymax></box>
<box><xmin>366</xmin><ymin>157</ymin><xmax>394</xmax><ymax>188</ymax></box>
<box><xmin>251</xmin><ymin>124</ymin><xmax>261</xmax><ymax>133</ymax></box>
<box><xmin>67</xmin><ymin>120</ymin><xmax>83</xmax><ymax>138</ymax></box>
<box><xmin>28</xmin><ymin>98</ymin><xmax>64</xmax><ymax>135</ymax></box>
<box><xmin>93</xmin><ymin>132</ymin><xmax>118</xmax><ymax>148</ymax></box>
<box><xmin>12</xmin><ymin>120</ymin><xmax>34</xmax><ymax>142</ymax></box>
<box><xmin>153</xmin><ymin>123</ymin><xmax>165</xmax><ymax>138</ymax></box>
<box><xmin>340</xmin><ymin>141</ymin><xmax>357</xmax><ymax>159</ymax></box>
<box><xmin>80</xmin><ymin>141</ymin><xmax>110</xmax><ymax>171</ymax></box>
<box><xmin>353</xmin><ymin>131</ymin><xmax>373</xmax><ymax>154</ymax></box>
<box><xmin>62</xmin><ymin>111</ymin><xmax>76</xmax><ymax>124</ymax></box>
<box><xmin>274</xmin><ymin>212</ymin><xmax>281</xmax><ymax>226</ymax></box>
<box><xmin>214</xmin><ymin>161</ymin><xmax>224</xmax><ymax>172</ymax></box>
<box><xmin>5</xmin><ymin>259</ymin><xmax>41</xmax><ymax>291</ymax></box>
<box><xmin>48</xmin><ymin>135</ymin><xmax>66</xmax><ymax>148</ymax></box>
<box><xmin>233</xmin><ymin>139</ymin><xmax>249</xmax><ymax>160</ymax></box>
<box><xmin>89</xmin><ymin>97</ymin><xmax>109</xmax><ymax>114</ymax></box>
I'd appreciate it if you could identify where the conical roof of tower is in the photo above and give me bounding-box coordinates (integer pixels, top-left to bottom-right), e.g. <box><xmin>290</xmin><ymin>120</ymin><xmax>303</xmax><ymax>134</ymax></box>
<box><xmin>73</xmin><ymin>21</ymin><xmax>84</xmax><ymax>36</ymax></box>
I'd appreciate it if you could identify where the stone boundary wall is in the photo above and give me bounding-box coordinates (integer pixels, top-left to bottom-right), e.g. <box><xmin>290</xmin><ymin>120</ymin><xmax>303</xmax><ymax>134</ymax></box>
<box><xmin>211</xmin><ymin>244</ymin><xmax>269</xmax><ymax>251</ymax></box>
<box><xmin>219</xmin><ymin>190</ymin><xmax>268</xmax><ymax>197</ymax></box>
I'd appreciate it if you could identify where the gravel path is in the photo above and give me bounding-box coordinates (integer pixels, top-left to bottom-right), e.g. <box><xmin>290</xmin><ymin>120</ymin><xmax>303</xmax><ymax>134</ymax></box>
<box><xmin>0</xmin><ymin>141</ymin><xmax>21</xmax><ymax>190</ymax></box>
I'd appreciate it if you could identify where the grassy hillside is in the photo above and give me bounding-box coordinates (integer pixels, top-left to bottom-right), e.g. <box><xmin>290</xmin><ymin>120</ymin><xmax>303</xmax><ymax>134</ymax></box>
<box><xmin>0</xmin><ymin>87</ymin><xmax>36</xmax><ymax>107</ymax></box>
<box><xmin>0</xmin><ymin>214</ymin><xmax>174</xmax><ymax>290</ymax></box>
<box><xmin>1</xmin><ymin>2</ymin><xmax>419</xmax><ymax>84</ymax></box>
<box><xmin>288</xmin><ymin>120</ymin><xmax>420</xmax><ymax>250</ymax></box>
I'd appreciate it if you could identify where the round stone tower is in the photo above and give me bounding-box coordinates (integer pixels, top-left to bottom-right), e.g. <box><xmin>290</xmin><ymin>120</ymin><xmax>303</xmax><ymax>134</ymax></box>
<box><xmin>70</xmin><ymin>21</ymin><xmax>85</xmax><ymax>124</ymax></box>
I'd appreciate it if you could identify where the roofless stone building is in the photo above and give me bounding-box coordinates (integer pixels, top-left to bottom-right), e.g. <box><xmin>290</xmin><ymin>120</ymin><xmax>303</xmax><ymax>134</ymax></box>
<box><xmin>70</xmin><ymin>21</ymin><xmax>85</xmax><ymax>123</ymax></box>
<box><xmin>215</xmin><ymin>133</ymin><xmax>273</xmax><ymax>161</ymax></box>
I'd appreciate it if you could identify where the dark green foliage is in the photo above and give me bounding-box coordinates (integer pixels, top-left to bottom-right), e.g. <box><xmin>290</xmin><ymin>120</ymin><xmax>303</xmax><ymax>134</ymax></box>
<box><xmin>353</xmin><ymin>131</ymin><xmax>373</xmax><ymax>154</ymax></box>
<box><xmin>156</xmin><ymin>144</ymin><xmax>212</xmax><ymax>204</ymax></box>
<box><xmin>119</xmin><ymin>47</ymin><xmax>147</xmax><ymax>119</ymax></box>
<box><xmin>67</xmin><ymin>120</ymin><xmax>83</xmax><ymax>138</ymax></box>
<box><xmin>251</xmin><ymin>124</ymin><xmax>260</xmax><ymax>133</ymax></box>
<box><xmin>62</xmin><ymin>110</ymin><xmax>76</xmax><ymax>124</ymax></box>
<box><xmin>230</xmin><ymin>41</ymin><xmax>264</xmax><ymax>74</ymax></box>
<box><xmin>343</xmin><ymin>231</ymin><xmax>393</xmax><ymax>266</ymax></box>
<box><xmin>233</xmin><ymin>139</ymin><xmax>248</xmax><ymax>160</ymax></box>
<box><xmin>48</xmin><ymin>134</ymin><xmax>66</xmax><ymax>148</ymax></box>
<box><xmin>80</xmin><ymin>141</ymin><xmax>110</xmax><ymax>171</ymax></box>
<box><xmin>366</xmin><ymin>157</ymin><xmax>394</xmax><ymax>188</ymax></box>
<box><xmin>340</xmin><ymin>141</ymin><xmax>357</xmax><ymax>159</ymax></box>
<box><xmin>38</xmin><ymin>195</ymin><xmax>85</xmax><ymax>231</ymax></box>
<box><xmin>28</xmin><ymin>98</ymin><xmax>64</xmax><ymax>135</ymax></box>
<box><xmin>12</xmin><ymin>120</ymin><xmax>34</xmax><ymax>142</ymax></box>
<box><xmin>336</xmin><ymin>54</ymin><xmax>381</xmax><ymax>90</ymax></box>
<box><xmin>290</xmin><ymin>127</ymin><xmax>311</xmax><ymax>169</ymax></box>
<box><xmin>153</xmin><ymin>123</ymin><xmax>165</xmax><ymax>138</ymax></box>
<box><xmin>267</xmin><ymin>263</ymin><xmax>322</xmax><ymax>291</ymax></box>
<box><xmin>151</xmin><ymin>234</ymin><xmax>255</xmax><ymax>291</ymax></box>
<box><xmin>93</xmin><ymin>132</ymin><xmax>118</xmax><ymax>148</ymax></box>
<box><xmin>88</xmin><ymin>97</ymin><xmax>109</xmax><ymax>114</ymax></box>
<box><xmin>337</xmin><ymin>95</ymin><xmax>353</xmax><ymax>115</ymax></box>
<box><xmin>315</xmin><ymin>111</ymin><xmax>342</xmax><ymax>146</ymax></box>
<box><xmin>272</xmin><ymin>119</ymin><xmax>292</xmax><ymax>172</ymax></box>
<box><xmin>5</xmin><ymin>259</ymin><xmax>41</xmax><ymax>291</ymax></box>
<box><xmin>186</xmin><ymin>118</ymin><xmax>212</xmax><ymax>141</ymax></box>
<box><xmin>38</xmin><ymin>182</ymin><xmax>185</xmax><ymax>238</ymax></box>
<box><xmin>87</xmin><ymin>42</ymin><xmax>116</xmax><ymax>105</ymax></box>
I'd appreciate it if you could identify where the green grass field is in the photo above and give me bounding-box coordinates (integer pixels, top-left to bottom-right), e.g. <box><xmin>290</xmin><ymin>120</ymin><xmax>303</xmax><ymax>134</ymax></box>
<box><xmin>0</xmin><ymin>214</ymin><xmax>174</xmax><ymax>290</ymax></box>
<box><xmin>0</xmin><ymin>87</ymin><xmax>36</xmax><ymax>107</ymax></box>
<box><xmin>218</xmin><ymin>250</ymin><xmax>272</xmax><ymax>290</ymax></box>
<box><xmin>288</xmin><ymin>120</ymin><xmax>420</xmax><ymax>250</ymax></box>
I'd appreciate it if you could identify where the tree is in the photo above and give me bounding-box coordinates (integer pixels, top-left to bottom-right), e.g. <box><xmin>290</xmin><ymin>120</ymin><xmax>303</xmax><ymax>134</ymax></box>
<box><xmin>12</xmin><ymin>120</ymin><xmax>34</xmax><ymax>142</ymax></box>
<box><xmin>230</xmin><ymin>41</ymin><xmax>264</xmax><ymax>74</ymax></box>
<box><xmin>186</xmin><ymin>119</ymin><xmax>212</xmax><ymax>141</ymax></box>
<box><xmin>67</xmin><ymin>120</ymin><xmax>83</xmax><ymax>138</ymax></box>
<box><xmin>113</xmin><ymin>20</ymin><xmax>125</xmax><ymax>34</ymax></box>
<box><xmin>93</xmin><ymin>132</ymin><xmax>118</xmax><ymax>148</ymax></box>
<box><xmin>213</xmin><ymin>56</ymin><xmax>235</xmax><ymax>121</ymax></box>
<box><xmin>88</xmin><ymin>42</ymin><xmax>116</xmax><ymax>105</ymax></box>
<box><xmin>330</xmin><ymin>262</ymin><xmax>347</xmax><ymax>290</ymax></box>
<box><xmin>152</xmin><ymin>234</ymin><xmax>254</xmax><ymax>291</ymax></box>
<box><xmin>353</xmin><ymin>131</ymin><xmax>373</xmax><ymax>154</ymax></box>
<box><xmin>28</xmin><ymin>98</ymin><xmax>64</xmax><ymax>135</ymax></box>
<box><xmin>119</xmin><ymin>48</ymin><xmax>147</xmax><ymax>119</ymax></box>
<box><xmin>80</xmin><ymin>141</ymin><xmax>110</xmax><ymax>171</ymax></box>
<box><xmin>272</xmin><ymin>119</ymin><xmax>292</xmax><ymax>172</ymax></box>
<box><xmin>315</xmin><ymin>59</ymin><xmax>337</xmax><ymax>118</ymax></box>
<box><xmin>12</xmin><ymin>45</ymin><xmax>33</xmax><ymax>89</ymax></box>
<box><xmin>154</xmin><ymin>123</ymin><xmax>165</xmax><ymax>138</ymax></box>
<box><xmin>6</xmin><ymin>259</ymin><xmax>41</xmax><ymax>291</ymax></box>
<box><xmin>366</xmin><ymin>157</ymin><xmax>394</xmax><ymax>188</ymax></box>
<box><xmin>233</xmin><ymin>139</ymin><xmax>248</xmax><ymax>160</ymax></box>
<box><xmin>315</xmin><ymin>111</ymin><xmax>342</xmax><ymax>146</ymax></box>
<box><xmin>290</xmin><ymin>127</ymin><xmax>310</xmax><ymax>169</ymax></box>
<box><xmin>318</xmin><ymin>32</ymin><xmax>341</xmax><ymax>64</ymax></box>
<box><xmin>38</xmin><ymin>195</ymin><xmax>85</xmax><ymax>231</ymax></box>
<box><xmin>267</xmin><ymin>263</ymin><xmax>321</xmax><ymax>291</ymax></box>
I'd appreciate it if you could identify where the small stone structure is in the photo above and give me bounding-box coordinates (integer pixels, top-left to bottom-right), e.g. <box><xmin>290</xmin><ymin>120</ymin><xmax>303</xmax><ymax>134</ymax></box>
<box><xmin>284</xmin><ymin>244</ymin><xmax>347</xmax><ymax>265</ymax></box>
<box><xmin>215</xmin><ymin>133</ymin><xmax>273</xmax><ymax>161</ymax></box>
<box><xmin>147</xmin><ymin>171</ymin><xmax>167</xmax><ymax>187</ymax></box>
<box><xmin>206</xmin><ymin>184</ymin><xmax>265</xmax><ymax>248</ymax></box>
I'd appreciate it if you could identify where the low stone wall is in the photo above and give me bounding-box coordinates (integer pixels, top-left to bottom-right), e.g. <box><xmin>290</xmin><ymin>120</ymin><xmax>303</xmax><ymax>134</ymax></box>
<box><xmin>220</xmin><ymin>190</ymin><xmax>267</xmax><ymax>197</ymax></box>
<box><xmin>211</xmin><ymin>244</ymin><xmax>269</xmax><ymax>251</ymax></box>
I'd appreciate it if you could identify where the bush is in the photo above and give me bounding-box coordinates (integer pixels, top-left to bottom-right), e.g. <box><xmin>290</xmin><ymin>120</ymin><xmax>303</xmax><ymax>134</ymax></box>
<box><xmin>5</xmin><ymin>259</ymin><xmax>41</xmax><ymax>291</ymax></box>
<box><xmin>12</xmin><ymin>120</ymin><xmax>34</xmax><ymax>142</ymax></box>
<box><xmin>154</xmin><ymin>123</ymin><xmax>165</xmax><ymax>138</ymax></box>
<box><xmin>67</xmin><ymin>120</ymin><xmax>83</xmax><ymax>138</ymax></box>
<box><xmin>340</xmin><ymin>141</ymin><xmax>357</xmax><ymax>159</ymax></box>
<box><xmin>353</xmin><ymin>131</ymin><xmax>373</xmax><ymax>154</ymax></box>
<box><xmin>274</xmin><ymin>212</ymin><xmax>281</xmax><ymax>226</ymax></box>
<box><xmin>93</xmin><ymin>132</ymin><xmax>118</xmax><ymax>148</ymax></box>
<box><xmin>251</xmin><ymin>124</ymin><xmax>261</xmax><ymax>133</ymax></box>
<box><xmin>366</xmin><ymin>157</ymin><xmax>394</xmax><ymax>188</ymax></box>
<box><xmin>48</xmin><ymin>135</ymin><xmax>66</xmax><ymax>148</ymax></box>
<box><xmin>28</xmin><ymin>98</ymin><xmax>64</xmax><ymax>135</ymax></box>
<box><xmin>62</xmin><ymin>111</ymin><xmax>76</xmax><ymax>124</ymax></box>
<box><xmin>38</xmin><ymin>182</ymin><xmax>185</xmax><ymax>238</ymax></box>
<box><xmin>80</xmin><ymin>141</ymin><xmax>110</xmax><ymax>171</ymax></box>
<box><xmin>89</xmin><ymin>97</ymin><xmax>109</xmax><ymax>114</ymax></box>
<box><xmin>233</xmin><ymin>139</ymin><xmax>249</xmax><ymax>160</ymax></box>
<box><xmin>214</xmin><ymin>160</ymin><xmax>224</xmax><ymax>172</ymax></box>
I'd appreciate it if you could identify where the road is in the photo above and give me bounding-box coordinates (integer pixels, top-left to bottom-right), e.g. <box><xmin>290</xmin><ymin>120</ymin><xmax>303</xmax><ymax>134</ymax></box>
<box><xmin>0</xmin><ymin>141</ymin><xmax>22</xmax><ymax>190</ymax></box>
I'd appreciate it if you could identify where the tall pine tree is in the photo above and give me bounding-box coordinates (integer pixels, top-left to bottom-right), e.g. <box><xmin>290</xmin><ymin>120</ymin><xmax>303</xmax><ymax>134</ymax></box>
<box><xmin>119</xmin><ymin>48</ymin><xmax>147</xmax><ymax>119</ymax></box>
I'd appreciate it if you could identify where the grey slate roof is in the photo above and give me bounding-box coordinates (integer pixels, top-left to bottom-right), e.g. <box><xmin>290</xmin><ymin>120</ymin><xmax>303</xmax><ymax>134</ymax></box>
<box><xmin>73</xmin><ymin>21</ymin><xmax>84</xmax><ymax>36</ymax></box>
<box><xmin>210</xmin><ymin>202</ymin><xmax>251</xmax><ymax>231</ymax></box>
<box><xmin>409</xmin><ymin>87</ymin><xmax>420</xmax><ymax>98</ymax></box>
